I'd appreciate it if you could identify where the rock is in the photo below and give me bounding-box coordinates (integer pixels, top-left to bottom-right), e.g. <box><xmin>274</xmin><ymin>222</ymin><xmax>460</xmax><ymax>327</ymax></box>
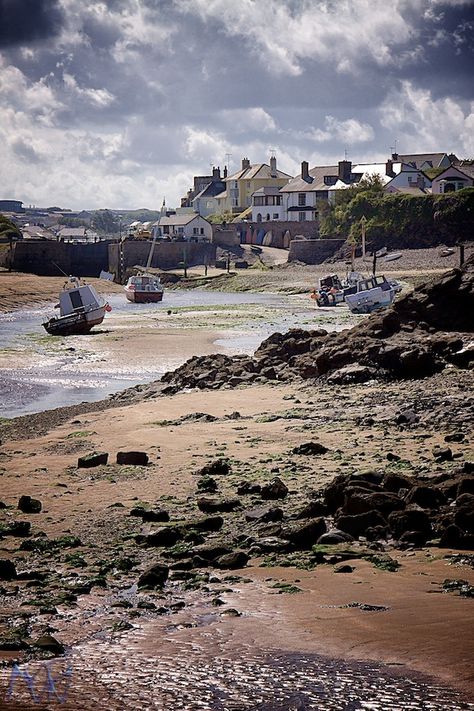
<box><xmin>445</xmin><ymin>433</ymin><xmax>465</xmax><ymax>443</ymax></box>
<box><xmin>1</xmin><ymin>521</ymin><xmax>31</xmax><ymax>537</ymax></box>
<box><xmin>317</xmin><ymin>529</ymin><xmax>354</xmax><ymax>544</ymax></box>
<box><xmin>0</xmin><ymin>559</ymin><xmax>17</xmax><ymax>580</ymax></box>
<box><xmin>343</xmin><ymin>490</ymin><xmax>405</xmax><ymax>516</ymax></box>
<box><xmin>116</xmin><ymin>451</ymin><xmax>149</xmax><ymax>466</ymax></box>
<box><xmin>327</xmin><ymin>364</ymin><xmax>376</xmax><ymax>384</ymax></box>
<box><xmin>197</xmin><ymin>458</ymin><xmax>231</xmax><ymax>477</ymax></box>
<box><xmin>77</xmin><ymin>451</ymin><xmax>108</xmax><ymax>468</ymax></box>
<box><xmin>17</xmin><ymin>496</ymin><xmax>42</xmax><ymax>514</ymax></box>
<box><xmin>295</xmin><ymin>500</ymin><xmax>327</xmax><ymax>519</ymax></box>
<box><xmin>260</xmin><ymin>477</ymin><xmax>288</xmax><ymax>500</ymax></box>
<box><xmin>215</xmin><ymin>551</ymin><xmax>249</xmax><ymax>569</ymax></box>
<box><xmin>130</xmin><ymin>507</ymin><xmax>169</xmax><ymax>522</ymax></box>
<box><xmin>334</xmin><ymin>564</ymin><xmax>355</xmax><ymax>573</ymax></box>
<box><xmin>137</xmin><ymin>563</ymin><xmax>169</xmax><ymax>589</ymax></box>
<box><xmin>399</xmin><ymin>530</ymin><xmax>428</xmax><ymax>546</ymax></box>
<box><xmin>190</xmin><ymin>544</ymin><xmax>232</xmax><ymax>562</ymax></box>
<box><xmin>282</xmin><ymin>518</ymin><xmax>326</xmax><ymax>549</ymax></box>
<box><xmin>182</xmin><ymin>516</ymin><xmax>224</xmax><ymax>532</ymax></box>
<box><xmin>292</xmin><ymin>442</ymin><xmax>328</xmax><ymax>456</ymax></box>
<box><xmin>457</xmin><ymin>478</ymin><xmax>474</xmax><ymax>497</ymax></box>
<box><xmin>33</xmin><ymin>634</ymin><xmax>65</xmax><ymax>655</ymax></box>
<box><xmin>405</xmin><ymin>485</ymin><xmax>446</xmax><ymax>509</ymax></box>
<box><xmin>245</xmin><ymin>506</ymin><xmax>284</xmax><ymax>523</ymax></box>
<box><xmin>454</xmin><ymin>503</ymin><xmax>474</xmax><ymax>533</ymax></box>
<box><xmin>335</xmin><ymin>510</ymin><xmax>387</xmax><ymax>538</ymax></box>
<box><xmin>143</xmin><ymin>527</ymin><xmax>182</xmax><ymax>547</ymax></box>
<box><xmin>236</xmin><ymin>481</ymin><xmax>262</xmax><ymax>495</ymax></box>
<box><xmin>197</xmin><ymin>497</ymin><xmax>241</xmax><ymax>513</ymax></box>
<box><xmin>395</xmin><ymin>409</ymin><xmax>419</xmax><ymax>425</ymax></box>
<box><xmin>388</xmin><ymin>508</ymin><xmax>432</xmax><ymax>538</ymax></box>
<box><xmin>432</xmin><ymin>446</ymin><xmax>453</xmax><ymax>462</ymax></box>
<box><xmin>196</xmin><ymin>476</ymin><xmax>218</xmax><ymax>493</ymax></box>
<box><xmin>382</xmin><ymin>472</ymin><xmax>415</xmax><ymax>493</ymax></box>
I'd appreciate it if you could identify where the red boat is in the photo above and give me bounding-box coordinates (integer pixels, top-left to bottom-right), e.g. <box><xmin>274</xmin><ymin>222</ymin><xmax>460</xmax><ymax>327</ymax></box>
<box><xmin>124</xmin><ymin>274</ymin><xmax>164</xmax><ymax>303</ymax></box>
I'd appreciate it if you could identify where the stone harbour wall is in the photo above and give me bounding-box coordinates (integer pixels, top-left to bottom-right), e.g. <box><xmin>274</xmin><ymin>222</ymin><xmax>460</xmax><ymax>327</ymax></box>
<box><xmin>288</xmin><ymin>238</ymin><xmax>346</xmax><ymax>264</ymax></box>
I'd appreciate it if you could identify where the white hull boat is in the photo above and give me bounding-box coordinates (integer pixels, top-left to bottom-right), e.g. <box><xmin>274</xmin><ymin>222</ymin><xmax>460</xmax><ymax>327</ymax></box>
<box><xmin>345</xmin><ymin>275</ymin><xmax>396</xmax><ymax>314</ymax></box>
<box><xmin>43</xmin><ymin>277</ymin><xmax>110</xmax><ymax>335</ymax></box>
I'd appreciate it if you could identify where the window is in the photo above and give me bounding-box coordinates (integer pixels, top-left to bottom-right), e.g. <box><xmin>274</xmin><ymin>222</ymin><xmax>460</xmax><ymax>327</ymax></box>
<box><xmin>298</xmin><ymin>193</ymin><xmax>306</xmax><ymax>206</ymax></box>
<box><xmin>200</xmin><ymin>228</ymin><xmax>204</xmax><ymax>234</ymax></box>
<box><xmin>177</xmin><ymin>227</ymin><xmax>184</xmax><ymax>234</ymax></box>
<box><xmin>324</xmin><ymin>176</ymin><xmax>337</xmax><ymax>185</ymax></box>
<box><xmin>254</xmin><ymin>197</ymin><xmax>264</xmax><ymax>206</ymax></box>
<box><xmin>273</xmin><ymin>213</ymin><xmax>279</xmax><ymax>219</ymax></box>
<box><xmin>193</xmin><ymin>227</ymin><xmax>199</xmax><ymax>235</ymax></box>
<box><xmin>298</xmin><ymin>212</ymin><xmax>306</xmax><ymax>221</ymax></box>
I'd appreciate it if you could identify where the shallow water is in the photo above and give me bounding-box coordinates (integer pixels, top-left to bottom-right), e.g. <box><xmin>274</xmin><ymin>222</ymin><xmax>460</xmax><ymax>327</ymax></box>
<box><xmin>1</xmin><ymin>643</ymin><xmax>472</xmax><ymax>710</ymax></box>
<box><xmin>0</xmin><ymin>290</ymin><xmax>355</xmax><ymax>418</ymax></box>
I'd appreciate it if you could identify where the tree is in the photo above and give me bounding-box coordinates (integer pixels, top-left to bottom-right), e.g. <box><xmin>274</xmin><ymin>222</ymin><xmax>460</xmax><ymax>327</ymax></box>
<box><xmin>91</xmin><ymin>209</ymin><xmax>119</xmax><ymax>234</ymax></box>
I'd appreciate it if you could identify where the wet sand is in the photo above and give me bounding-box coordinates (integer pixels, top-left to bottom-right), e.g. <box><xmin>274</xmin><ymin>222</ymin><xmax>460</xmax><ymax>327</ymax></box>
<box><xmin>0</xmin><ymin>381</ymin><xmax>473</xmax><ymax>708</ymax></box>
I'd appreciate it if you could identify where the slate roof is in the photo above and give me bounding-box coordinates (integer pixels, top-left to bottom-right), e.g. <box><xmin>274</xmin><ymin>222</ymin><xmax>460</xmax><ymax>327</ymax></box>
<box><xmin>159</xmin><ymin>214</ymin><xmax>201</xmax><ymax>226</ymax></box>
<box><xmin>280</xmin><ymin>166</ymin><xmax>345</xmax><ymax>193</ymax></box>
<box><xmin>226</xmin><ymin>163</ymin><xmax>292</xmax><ymax>181</ymax></box>
<box><xmin>193</xmin><ymin>181</ymin><xmax>226</xmax><ymax>200</ymax></box>
<box><xmin>397</xmin><ymin>153</ymin><xmax>448</xmax><ymax>169</ymax></box>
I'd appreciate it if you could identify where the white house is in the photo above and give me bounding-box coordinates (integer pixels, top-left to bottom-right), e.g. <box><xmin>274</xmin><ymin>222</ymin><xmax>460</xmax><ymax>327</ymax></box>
<box><xmin>431</xmin><ymin>163</ymin><xmax>474</xmax><ymax>194</ymax></box>
<box><xmin>156</xmin><ymin>213</ymin><xmax>212</xmax><ymax>241</ymax></box>
<box><xmin>280</xmin><ymin>160</ymin><xmax>359</xmax><ymax>219</ymax></box>
<box><xmin>251</xmin><ymin>186</ymin><xmax>285</xmax><ymax>222</ymax></box>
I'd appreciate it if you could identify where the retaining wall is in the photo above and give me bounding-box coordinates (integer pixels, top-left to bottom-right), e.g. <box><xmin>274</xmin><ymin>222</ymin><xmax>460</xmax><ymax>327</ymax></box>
<box><xmin>108</xmin><ymin>240</ymin><xmax>217</xmax><ymax>276</ymax></box>
<box><xmin>288</xmin><ymin>238</ymin><xmax>346</xmax><ymax>264</ymax></box>
<box><xmin>11</xmin><ymin>240</ymin><xmax>110</xmax><ymax>276</ymax></box>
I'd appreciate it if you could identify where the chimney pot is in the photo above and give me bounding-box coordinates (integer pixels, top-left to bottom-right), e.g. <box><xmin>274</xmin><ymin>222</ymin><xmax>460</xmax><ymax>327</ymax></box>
<box><xmin>270</xmin><ymin>156</ymin><xmax>277</xmax><ymax>177</ymax></box>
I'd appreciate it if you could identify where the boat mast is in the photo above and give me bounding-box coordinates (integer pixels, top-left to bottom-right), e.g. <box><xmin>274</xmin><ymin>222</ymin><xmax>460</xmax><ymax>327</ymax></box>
<box><xmin>145</xmin><ymin>233</ymin><xmax>158</xmax><ymax>270</ymax></box>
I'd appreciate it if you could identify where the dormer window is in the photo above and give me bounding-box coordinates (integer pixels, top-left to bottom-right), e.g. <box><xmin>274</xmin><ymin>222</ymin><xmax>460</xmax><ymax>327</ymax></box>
<box><xmin>324</xmin><ymin>176</ymin><xmax>337</xmax><ymax>185</ymax></box>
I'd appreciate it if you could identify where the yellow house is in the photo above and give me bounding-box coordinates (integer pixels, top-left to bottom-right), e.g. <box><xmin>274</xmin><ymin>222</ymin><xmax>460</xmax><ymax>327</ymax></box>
<box><xmin>215</xmin><ymin>157</ymin><xmax>292</xmax><ymax>216</ymax></box>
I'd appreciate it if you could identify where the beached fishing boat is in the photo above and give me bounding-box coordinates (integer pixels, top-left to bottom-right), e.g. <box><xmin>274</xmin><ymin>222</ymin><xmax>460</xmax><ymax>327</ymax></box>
<box><xmin>345</xmin><ymin>274</ymin><xmax>396</xmax><ymax>314</ymax></box>
<box><xmin>43</xmin><ymin>277</ymin><xmax>110</xmax><ymax>335</ymax></box>
<box><xmin>124</xmin><ymin>273</ymin><xmax>164</xmax><ymax>303</ymax></box>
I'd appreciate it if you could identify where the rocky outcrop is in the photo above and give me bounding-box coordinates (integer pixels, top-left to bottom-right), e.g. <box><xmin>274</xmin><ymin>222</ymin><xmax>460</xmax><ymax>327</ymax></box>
<box><xmin>157</xmin><ymin>256</ymin><xmax>474</xmax><ymax>394</ymax></box>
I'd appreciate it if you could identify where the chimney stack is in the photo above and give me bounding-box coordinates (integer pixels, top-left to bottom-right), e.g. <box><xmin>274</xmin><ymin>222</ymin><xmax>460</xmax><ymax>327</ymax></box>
<box><xmin>391</xmin><ymin>152</ymin><xmax>399</xmax><ymax>161</ymax></box>
<box><xmin>385</xmin><ymin>159</ymin><xmax>395</xmax><ymax>178</ymax></box>
<box><xmin>338</xmin><ymin>160</ymin><xmax>352</xmax><ymax>183</ymax></box>
<box><xmin>224</xmin><ymin>166</ymin><xmax>228</xmax><ymax>178</ymax></box>
<box><xmin>301</xmin><ymin>160</ymin><xmax>311</xmax><ymax>182</ymax></box>
<box><xmin>212</xmin><ymin>166</ymin><xmax>221</xmax><ymax>179</ymax></box>
<box><xmin>270</xmin><ymin>155</ymin><xmax>277</xmax><ymax>177</ymax></box>
<box><xmin>241</xmin><ymin>157</ymin><xmax>250</xmax><ymax>170</ymax></box>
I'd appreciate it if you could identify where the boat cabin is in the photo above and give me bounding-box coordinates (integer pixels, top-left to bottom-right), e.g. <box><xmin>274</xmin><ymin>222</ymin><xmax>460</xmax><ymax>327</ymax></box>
<box><xmin>59</xmin><ymin>283</ymin><xmax>102</xmax><ymax>316</ymax></box>
<box><xmin>356</xmin><ymin>275</ymin><xmax>391</xmax><ymax>293</ymax></box>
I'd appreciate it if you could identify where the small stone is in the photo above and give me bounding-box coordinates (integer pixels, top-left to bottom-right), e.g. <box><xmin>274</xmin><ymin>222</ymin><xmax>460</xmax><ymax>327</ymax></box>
<box><xmin>77</xmin><ymin>451</ymin><xmax>108</xmax><ymax>468</ymax></box>
<box><xmin>334</xmin><ymin>564</ymin><xmax>355</xmax><ymax>573</ymax></box>
<box><xmin>432</xmin><ymin>446</ymin><xmax>453</xmax><ymax>462</ymax></box>
<box><xmin>117</xmin><ymin>451</ymin><xmax>149</xmax><ymax>466</ymax></box>
<box><xmin>18</xmin><ymin>496</ymin><xmax>42</xmax><ymax>514</ymax></box>
<box><xmin>33</xmin><ymin>634</ymin><xmax>65</xmax><ymax>655</ymax></box>
<box><xmin>0</xmin><ymin>559</ymin><xmax>17</xmax><ymax>580</ymax></box>
<box><xmin>215</xmin><ymin>551</ymin><xmax>249</xmax><ymax>569</ymax></box>
<box><xmin>292</xmin><ymin>442</ymin><xmax>328</xmax><ymax>456</ymax></box>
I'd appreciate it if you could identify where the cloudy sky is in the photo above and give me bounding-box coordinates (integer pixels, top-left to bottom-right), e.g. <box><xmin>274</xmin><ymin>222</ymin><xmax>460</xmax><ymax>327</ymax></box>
<box><xmin>1</xmin><ymin>0</ymin><xmax>473</xmax><ymax>210</ymax></box>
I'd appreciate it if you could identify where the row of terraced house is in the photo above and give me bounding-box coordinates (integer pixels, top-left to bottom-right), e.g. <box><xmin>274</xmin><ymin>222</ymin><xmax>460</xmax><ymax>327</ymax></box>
<box><xmin>180</xmin><ymin>151</ymin><xmax>474</xmax><ymax>224</ymax></box>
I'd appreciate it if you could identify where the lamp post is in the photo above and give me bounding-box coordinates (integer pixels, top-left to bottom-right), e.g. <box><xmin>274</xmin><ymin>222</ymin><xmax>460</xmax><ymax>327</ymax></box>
<box><xmin>360</xmin><ymin>215</ymin><xmax>367</xmax><ymax>258</ymax></box>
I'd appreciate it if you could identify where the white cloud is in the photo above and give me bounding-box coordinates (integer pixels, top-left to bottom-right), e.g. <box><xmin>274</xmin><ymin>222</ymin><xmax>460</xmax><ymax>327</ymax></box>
<box><xmin>380</xmin><ymin>81</ymin><xmax>474</xmax><ymax>156</ymax></box>
<box><xmin>218</xmin><ymin>107</ymin><xmax>277</xmax><ymax>133</ymax></box>
<box><xmin>309</xmin><ymin>116</ymin><xmax>374</xmax><ymax>144</ymax></box>
<box><xmin>179</xmin><ymin>0</ymin><xmax>417</xmax><ymax>76</ymax></box>
<box><xmin>63</xmin><ymin>72</ymin><xmax>115</xmax><ymax>107</ymax></box>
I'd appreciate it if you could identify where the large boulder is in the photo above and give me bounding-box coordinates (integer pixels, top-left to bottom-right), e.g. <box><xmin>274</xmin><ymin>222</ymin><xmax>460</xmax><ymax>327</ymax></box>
<box><xmin>335</xmin><ymin>510</ymin><xmax>387</xmax><ymax>538</ymax></box>
<box><xmin>388</xmin><ymin>508</ymin><xmax>432</xmax><ymax>539</ymax></box>
<box><xmin>260</xmin><ymin>477</ymin><xmax>289</xmax><ymax>500</ymax></box>
<box><xmin>282</xmin><ymin>518</ymin><xmax>327</xmax><ymax>549</ymax></box>
<box><xmin>137</xmin><ymin>563</ymin><xmax>169</xmax><ymax>589</ymax></box>
<box><xmin>405</xmin><ymin>485</ymin><xmax>446</xmax><ymax>509</ymax></box>
<box><xmin>117</xmin><ymin>451</ymin><xmax>149</xmax><ymax>466</ymax></box>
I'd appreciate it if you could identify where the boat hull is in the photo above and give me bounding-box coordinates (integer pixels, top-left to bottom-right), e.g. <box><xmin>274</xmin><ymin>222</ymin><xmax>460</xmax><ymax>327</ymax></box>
<box><xmin>43</xmin><ymin>307</ymin><xmax>106</xmax><ymax>336</ymax></box>
<box><xmin>125</xmin><ymin>290</ymin><xmax>163</xmax><ymax>303</ymax></box>
<box><xmin>345</xmin><ymin>287</ymin><xmax>395</xmax><ymax>314</ymax></box>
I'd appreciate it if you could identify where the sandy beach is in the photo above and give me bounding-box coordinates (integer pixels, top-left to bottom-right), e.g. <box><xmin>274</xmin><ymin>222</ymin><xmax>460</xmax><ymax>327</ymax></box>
<box><xmin>0</xmin><ymin>258</ymin><xmax>473</xmax><ymax>709</ymax></box>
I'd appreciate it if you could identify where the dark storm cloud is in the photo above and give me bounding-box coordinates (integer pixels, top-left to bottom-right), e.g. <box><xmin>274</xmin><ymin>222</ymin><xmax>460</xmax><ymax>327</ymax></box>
<box><xmin>0</xmin><ymin>0</ymin><xmax>64</xmax><ymax>48</ymax></box>
<box><xmin>396</xmin><ymin>1</ymin><xmax>474</xmax><ymax>100</ymax></box>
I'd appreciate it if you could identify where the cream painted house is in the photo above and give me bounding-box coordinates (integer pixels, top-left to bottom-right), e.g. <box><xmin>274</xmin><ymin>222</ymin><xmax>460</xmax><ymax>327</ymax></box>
<box><xmin>215</xmin><ymin>157</ymin><xmax>292</xmax><ymax>215</ymax></box>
